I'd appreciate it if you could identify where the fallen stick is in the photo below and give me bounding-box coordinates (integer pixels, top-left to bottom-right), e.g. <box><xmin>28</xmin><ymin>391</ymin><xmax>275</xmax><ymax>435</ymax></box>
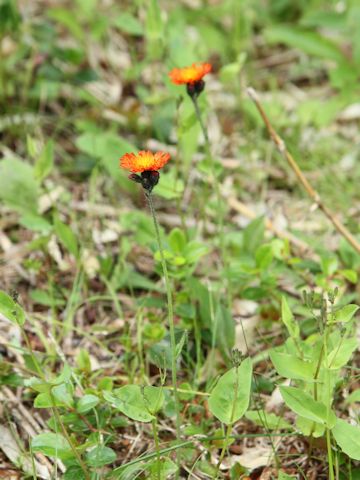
<box><xmin>247</xmin><ymin>87</ymin><xmax>360</xmax><ymax>255</ymax></box>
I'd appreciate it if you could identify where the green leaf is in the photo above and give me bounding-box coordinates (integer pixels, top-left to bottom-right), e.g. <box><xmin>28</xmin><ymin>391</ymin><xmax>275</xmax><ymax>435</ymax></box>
<box><xmin>0</xmin><ymin>291</ymin><xmax>25</xmax><ymax>326</ymax></box>
<box><xmin>270</xmin><ymin>350</ymin><xmax>315</xmax><ymax>380</ymax></box>
<box><xmin>264</xmin><ymin>25</ymin><xmax>348</xmax><ymax>64</ymax></box>
<box><xmin>26</xmin><ymin>134</ymin><xmax>37</xmax><ymax>158</ymax></box>
<box><xmin>296</xmin><ymin>415</ymin><xmax>325</xmax><ymax>438</ymax></box>
<box><xmin>86</xmin><ymin>445</ymin><xmax>116</xmax><ymax>467</ymax></box>
<box><xmin>34</xmin><ymin>392</ymin><xmax>58</xmax><ymax>408</ymax></box>
<box><xmin>281</xmin><ymin>296</ymin><xmax>299</xmax><ymax>338</ymax></box>
<box><xmin>76</xmin><ymin>394</ymin><xmax>99</xmax><ymax>413</ymax></box>
<box><xmin>103</xmin><ymin>385</ymin><xmax>156</xmax><ymax>422</ymax></box>
<box><xmin>168</xmin><ymin>228</ymin><xmax>186</xmax><ymax>254</ymax></box>
<box><xmin>332</xmin><ymin>304</ymin><xmax>359</xmax><ymax>324</ymax></box>
<box><xmin>155</xmin><ymin>170</ymin><xmax>184</xmax><ymax>199</ymax></box>
<box><xmin>0</xmin><ymin>158</ymin><xmax>38</xmax><ymax>215</ymax></box>
<box><xmin>145</xmin><ymin>0</ymin><xmax>164</xmax><ymax>60</ymax></box>
<box><xmin>114</xmin><ymin>13</ymin><xmax>143</xmax><ymax>36</ymax></box>
<box><xmin>54</xmin><ymin>217</ymin><xmax>78</xmax><ymax>258</ymax></box>
<box><xmin>243</xmin><ymin>217</ymin><xmax>264</xmax><ymax>254</ymax></box>
<box><xmin>245</xmin><ymin>410</ymin><xmax>292</xmax><ymax>430</ymax></box>
<box><xmin>143</xmin><ymin>386</ymin><xmax>164</xmax><ymax>415</ymax></box>
<box><xmin>214</xmin><ymin>304</ymin><xmax>235</xmax><ymax>355</ymax></box>
<box><xmin>35</xmin><ymin>140</ymin><xmax>54</xmax><ymax>182</ymax></box>
<box><xmin>278</xmin><ymin>472</ymin><xmax>297</xmax><ymax>480</ymax></box>
<box><xmin>346</xmin><ymin>389</ymin><xmax>360</xmax><ymax>404</ymax></box>
<box><xmin>326</xmin><ymin>338</ymin><xmax>358</xmax><ymax>369</ymax></box>
<box><xmin>332</xmin><ymin>418</ymin><xmax>360</xmax><ymax>460</ymax></box>
<box><xmin>31</xmin><ymin>433</ymin><xmax>73</xmax><ymax>460</ymax></box>
<box><xmin>75</xmin><ymin>131</ymin><xmax>136</xmax><ymax>189</ymax></box>
<box><xmin>255</xmin><ymin>244</ymin><xmax>273</xmax><ymax>270</ymax></box>
<box><xmin>280</xmin><ymin>386</ymin><xmax>336</xmax><ymax>428</ymax></box>
<box><xmin>209</xmin><ymin>358</ymin><xmax>252</xmax><ymax>425</ymax></box>
<box><xmin>52</xmin><ymin>383</ymin><xmax>74</xmax><ymax>407</ymax></box>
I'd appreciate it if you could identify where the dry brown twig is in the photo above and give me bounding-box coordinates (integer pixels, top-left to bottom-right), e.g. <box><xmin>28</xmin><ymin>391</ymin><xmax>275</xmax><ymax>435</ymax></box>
<box><xmin>247</xmin><ymin>87</ymin><xmax>360</xmax><ymax>255</ymax></box>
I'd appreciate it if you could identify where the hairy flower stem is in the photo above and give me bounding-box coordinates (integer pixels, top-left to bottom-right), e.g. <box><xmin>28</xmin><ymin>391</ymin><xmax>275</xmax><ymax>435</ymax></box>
<box><xmin>190</xmin><ymin>95</ymin><xmax>230</xmax><ymax>305</ymax></box>
<box><xmin>145</xmin><ymin>192</ymin><xmax>181</xmax><ymax>473</ymax></box>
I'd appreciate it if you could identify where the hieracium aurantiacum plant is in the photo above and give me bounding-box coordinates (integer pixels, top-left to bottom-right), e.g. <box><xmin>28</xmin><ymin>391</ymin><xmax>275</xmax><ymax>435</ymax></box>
<box><xmin>119</xmin><ymin>149</ymin><xmax>181</xmax><ymax>459</ymax></box>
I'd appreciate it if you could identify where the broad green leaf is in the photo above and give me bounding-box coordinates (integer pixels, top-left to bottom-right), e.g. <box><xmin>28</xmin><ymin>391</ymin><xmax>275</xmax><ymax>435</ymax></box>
<box><xmin>326</xmin><ymin>338</ymin><xmax>358</xmax><ymax>369</ymax></box>
<box><xmin>296</xmin><ymin>416</ymin><xmax>325</xmax><ymax>438</ymax></box>
<box><xmin>77</xmin><ymin>394</ymin><xmax>99</xmax><ymax>413</ymax></box>
<box><xmin>143</xmin><ymin>386</ymin><xmax>164</xmax><ymax>415</ymax></box>
<box><xmin>245</xmin><ymin>410</ymin><xmax>292</xmax><ymax>430</ymax></box>
<box><xmin>332</xmin><ymin>418</ymin><xmax>360</xmax><ymax>460</ymax></box>
<box><xmin>281</xmin><ymin>296</ymin><xmax>299</xmax><ymax>338</ymax></box>
<box><xmin>34</xmin><ymin>392</ymin><xmax>59</xmax><ymax>408</ymax></box>
<box><xmin>19</xmin><ymin>214</ymin><xmax>52</xmax><ymax>233</ymax></box>
<box><xmin>0</xmin><ymin>291</ymin><xmax>25</xmax><ymax>326</ymax></box>
<box><xmin>31</xmin><ymin>433</ymin><xmax>73</xmax><ymax>460</ymax></box>
<box><xmin>35</xmin><ymin>140</ymin><xmax>54</xmax><ymax>182</ymax></box>
<box><xmin>52</xmin><ymin>383</ymin><xmax>74</xmax><ymax>407</ymax></box>
<box><xmin>0</xmin><ymin>158</ymin><xmax>38</xmax><ymax>215</ymax></box>
<box><xmin>270</xmin><ymin>350</ymin><xmax>315</xmax><ymax>380</ymax></box>
<box><xmin>280</xmin><ymin>386</ymin><xmax>336</xmax><ymax>428</ymax></box>
<box><xmin>332</xmin><ymin>304</ymin><xmax>359</xmax><ymax>324</ymax></box>
<box><xmin>208</xmin><ymin>358</ymin><xmax>252</xmax><ymax>425</ymax></box>
<box><xmin>168</xmin><ymin>228</ymin><xmax>186</xmax><ymax>254</ymax></box>
<box><xmin>86</xmin><ymin>445</ymin><xmax>116</xmax><ymax>467</ymax></box>
<box><xmin>103</xmin><ymin>386</ymin><xmax>155</xmax><ymax>422</ymax></box>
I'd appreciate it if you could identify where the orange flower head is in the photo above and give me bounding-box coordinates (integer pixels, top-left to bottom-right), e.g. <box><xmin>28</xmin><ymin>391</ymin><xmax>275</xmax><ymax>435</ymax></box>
<box><xmin>120</xmin><ymin>150</ymin><xmax>170</xmax><ymax>173</ymax></box>
<box><xmin>168</xmin><ymin>63</ymin><xmax>212</xmax><ymax>85</ymax></box>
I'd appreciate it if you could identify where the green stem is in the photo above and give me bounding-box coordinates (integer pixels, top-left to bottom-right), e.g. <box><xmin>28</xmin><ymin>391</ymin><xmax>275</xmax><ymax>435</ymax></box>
<box><xmin>145</xmin><ymin>192</ymin><xmax>181</xmax><ymax>473</ymax></box>
<box><xmin>326</xmin><ymin>428</ymin><xmax>335</xmax><ymax>480</ymax></box>
<box><xmin>191</xmin><ymin>95</ymin><xmax>230</xmax><ymax>306</ymax></box>
<box><xmin>50</xmin><ymin>392</ymin><xmax>90</xmax><ymax>480</ymax></box>
<box><xmin>152</xmin><ymin>419</ymin><xmax>161</xmax><ymax>480</ymax></box>
<box><xmin>215</xmin><ymin>423</ymin><xmax>232</xmax><ymax>479</ymax></box>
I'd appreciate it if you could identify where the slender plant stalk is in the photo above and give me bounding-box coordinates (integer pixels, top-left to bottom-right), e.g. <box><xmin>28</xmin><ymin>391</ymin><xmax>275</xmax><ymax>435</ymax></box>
<box><xmin>145</xmin><ymin>192</ymin><xmax>181</xmax><ymax>470</ymax></box>
<box><xmin>326</xmin><ymin>428</ymin><xmax>335</xmax><ymax>480</ymax></box>
<box><xmin>190</xmin><ymin>96</ymin><xmax>230</xmax><ymax>305</ymax></box>
<box><xmin>247</xmin><ymin>87</ymin><xmax>360</xmax><ymax>255</ymax></box>
<box><xmin>50</xmin><ymin>393</ymin><xmax>90</xmax><ymax>480</ymax></box>
<box><xmin>152</xmin><ymin>419</ymin><xmax>161</xmax><ymax>480</ymax></box>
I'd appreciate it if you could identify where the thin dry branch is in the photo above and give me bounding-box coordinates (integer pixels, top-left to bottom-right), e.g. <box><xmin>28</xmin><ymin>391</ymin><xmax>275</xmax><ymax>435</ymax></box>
<box><xmin>247</xmin><ymin>87</ymin><xmax>360</xmax><ymax>255</ymax></box>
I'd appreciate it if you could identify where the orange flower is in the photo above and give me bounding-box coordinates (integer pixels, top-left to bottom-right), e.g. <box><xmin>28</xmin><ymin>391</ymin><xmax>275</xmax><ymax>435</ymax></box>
<box><xmin>169</xmin><ymin>63</ymin><xmax>212</xmax><ymax>85</ymax></box>
<box><xmin>120</xmin><ymin>150</ymin><xmax>170</xmax><ymax>173</ymax></box>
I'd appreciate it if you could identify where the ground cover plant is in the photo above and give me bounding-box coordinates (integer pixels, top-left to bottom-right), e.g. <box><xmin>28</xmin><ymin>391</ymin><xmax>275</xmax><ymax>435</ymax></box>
<box><xmin>0</xmin><ymin>0</ymin><xmax>360</xmax><ymax>479</ymax></box>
